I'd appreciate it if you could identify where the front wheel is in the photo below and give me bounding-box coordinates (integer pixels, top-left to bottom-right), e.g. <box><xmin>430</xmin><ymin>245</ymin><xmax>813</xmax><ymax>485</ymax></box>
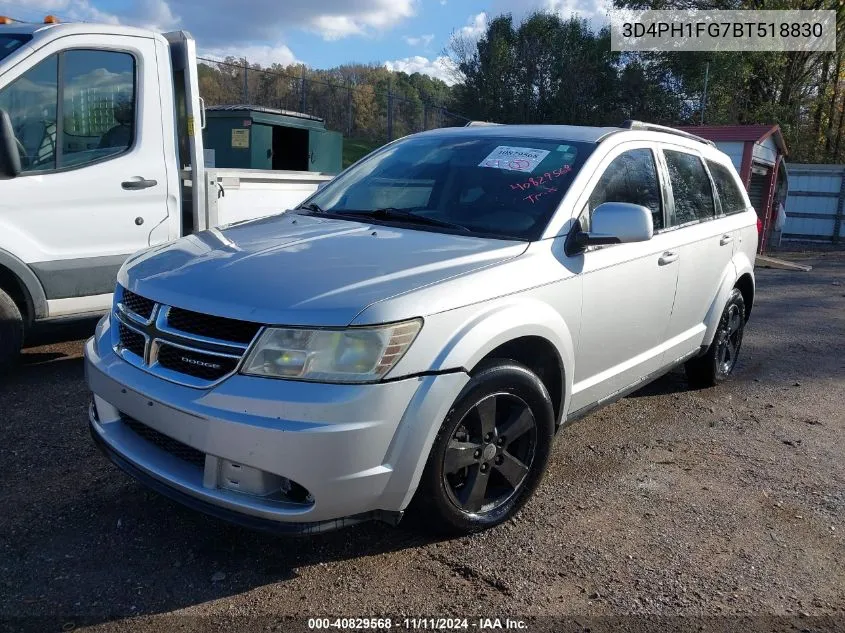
<box><xmin>413</xmin><ymin>360</ymin><xmax>555</xmax><ymax>535</ymax></box>
<box><xmin>0</xmin><ymin>287</ymin><xmax>24</xmax><ymax>374</ymax></box>
<box><xmin>685</xmin><ymin>288</ymin><xmax>746</xmax><ymax>388</ymax></box>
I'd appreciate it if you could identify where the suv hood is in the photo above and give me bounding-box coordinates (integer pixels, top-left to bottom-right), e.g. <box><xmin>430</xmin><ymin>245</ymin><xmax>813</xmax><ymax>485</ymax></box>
<box><xmin>119</xmin><ymin>213</ymin><xmax>528</xmax><ymax>326</ymax></box>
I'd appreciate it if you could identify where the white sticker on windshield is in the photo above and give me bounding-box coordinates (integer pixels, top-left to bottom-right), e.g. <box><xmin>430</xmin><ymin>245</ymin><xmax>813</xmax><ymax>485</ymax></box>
<box><xmin>478</xmin><ymin>146</ymin><xmax>551</xmax><ymax>172</ymax></box>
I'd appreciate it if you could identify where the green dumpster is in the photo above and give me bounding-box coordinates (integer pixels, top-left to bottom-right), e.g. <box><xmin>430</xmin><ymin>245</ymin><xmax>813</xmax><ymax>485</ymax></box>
<box><xmin>203</xmin><ymin>105</ymin><xmax>343</xmax><ymax>174</ymax></box>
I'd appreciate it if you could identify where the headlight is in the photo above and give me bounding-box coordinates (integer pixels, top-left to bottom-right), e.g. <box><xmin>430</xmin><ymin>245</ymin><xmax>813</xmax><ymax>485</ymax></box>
<box><xmin>240</xmin><ymin>319</ymin><xmax>422</xmax><ymax>383</ymax></box>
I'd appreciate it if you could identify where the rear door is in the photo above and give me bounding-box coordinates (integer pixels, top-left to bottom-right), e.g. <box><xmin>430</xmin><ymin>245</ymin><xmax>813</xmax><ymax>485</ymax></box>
<box><xmin>707</xmin><ymin>158</ymin><xmax>756</xmax><ymax>256</ymax></box>
<box><xmin>659</xmin><ymin>146</ymin><xmax>734</xmax><ymax>363</ymax></box>
<box><xmin>0</xmin><ymin>34</ymin><xmax>167</xmax><ymax>316</ymax></box>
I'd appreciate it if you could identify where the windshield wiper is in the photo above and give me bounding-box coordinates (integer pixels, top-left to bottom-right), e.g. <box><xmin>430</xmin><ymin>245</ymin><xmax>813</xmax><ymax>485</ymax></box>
<box><xmin>296</xmin><ymin>202</ymin><xmax>324</xmax><ymax>214</ymax></box>
<box><xmin>347</xmin><ymin>208</ymin><xmax>471</xmax><ymax>233</ymax></box>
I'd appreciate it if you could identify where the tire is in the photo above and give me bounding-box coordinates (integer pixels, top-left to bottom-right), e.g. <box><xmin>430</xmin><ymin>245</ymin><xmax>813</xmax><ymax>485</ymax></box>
<box><xmin>413</xmin><ymin>360</ymin><xmax>555</xmax><ymax>536</ymax></box>
<box><xmin>685</xmin><ymin>288</ymin><xmax>746</xmax><ymax>388</ymax></box>
<box><xmin>0</xmin><ymin>287</ymin><xmax>24</xmax><ymax>374</ymax></box>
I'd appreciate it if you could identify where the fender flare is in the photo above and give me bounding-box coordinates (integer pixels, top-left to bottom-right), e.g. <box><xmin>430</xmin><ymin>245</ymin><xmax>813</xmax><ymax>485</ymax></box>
<box><xmin>430</xmin><ymin>297</ymin><xmax>575</xmax><ymax>410</ymax></box>
<box><xmin>702</xmin><ymin>259</ymin><xmax>741</xmax><ymax>347</ymax></box>
<box><xmin>0</xmin><ymin>248</ymin><xmax>48</xmax><ymax>322</ymax></box>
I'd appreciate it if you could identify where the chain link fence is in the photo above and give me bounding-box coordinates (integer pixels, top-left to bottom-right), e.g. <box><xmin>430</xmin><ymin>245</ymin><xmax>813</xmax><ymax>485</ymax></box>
<box><xmin>197</xmin><ymin>57</ymin><xmax>471</xmax><ymax>150</ymax></box>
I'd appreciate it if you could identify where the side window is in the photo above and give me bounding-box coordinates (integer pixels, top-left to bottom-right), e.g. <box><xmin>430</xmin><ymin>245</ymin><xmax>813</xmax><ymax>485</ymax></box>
<box><xmin>60</xmin><ymin>50</ymin><xmax>136</xmax><ymax>168</ymax></box>
<box><xmin>0</xmin><ymin>49</ymin><xmax>135</xmax><ymax>174</ymax></box>
<box><xmin>664</xmin><ymin>149</ymin><xmax>715</xmax><ymax>225</ymax></box>
<box><xmin>707</xmin><ymin>160</ymin><xmax>748</xmax><ymax>215</ymax></box>
<box><xmin>0</xmin><ymin>55</ymin><xmax>59</xmax><ymax>172</ymax></box>
<box><xmin>580</xmin><ymin>148</ymin><xmax>663</xmax><ymax>232</ymax></box>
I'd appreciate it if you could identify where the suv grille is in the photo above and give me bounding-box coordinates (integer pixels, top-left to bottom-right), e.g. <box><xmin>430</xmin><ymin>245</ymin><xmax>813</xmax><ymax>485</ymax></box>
<box><xmin>122</xmin><ymin>415</ymin><xmax>206</xmax><ymax>469</ymax></box>
<box><xmin>120</xmin><ymin>288</ymin><xmax>155</xmax><ymax>321</ymax></box>
<box><xmin>117</xmin><ymin>322</ymin><xmax>146</xmax><ymax>358</ymax></box>
<box><xmin>167</xmin><ymin>307</ymin><xmax>261</xmax><ymax>344</ymax></box>
<box><xmin>113</xmin><ymin>286</ymin><xmax>262</xmax><ymax>388</ymax></box>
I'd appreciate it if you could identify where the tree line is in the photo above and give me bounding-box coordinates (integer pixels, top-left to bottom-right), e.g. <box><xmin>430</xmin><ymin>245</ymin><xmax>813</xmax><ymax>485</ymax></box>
<box><xmin>196</xmin><ymin>58</ymin><xmax>461</xmax><ymax>144</ymax></box>
<box><xmin>197</xmin><ymin>0</ymin><xmax>844</xmax><ymax>163</ymax></box>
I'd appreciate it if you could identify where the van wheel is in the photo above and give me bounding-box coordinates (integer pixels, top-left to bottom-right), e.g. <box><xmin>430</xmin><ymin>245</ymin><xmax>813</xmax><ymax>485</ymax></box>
<box><xmin>0</xmin><ymin>287</ymin><xmax>24</xmax><ymax>374</ymax></box>
<box><xmin>413</xmin><ymin>360</ymin><xmax>555</xmax><ymax>536</ymax></box>
<box><xmin>685</xmin><ymin>288</ymin><xmax>746</xmax><ymax>388</ymax></box>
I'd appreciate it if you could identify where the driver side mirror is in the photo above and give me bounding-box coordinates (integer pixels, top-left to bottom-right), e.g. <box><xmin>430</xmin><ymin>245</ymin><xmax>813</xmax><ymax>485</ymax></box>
<box><xmin>0</xmin><ymin>109</ymin><xmax>22</xmax><ymax>180</ymax></box>
<box><xmin>566</xmin><ymin>202</ymin><xmax>654</xmax><ymax>255</ymax></box>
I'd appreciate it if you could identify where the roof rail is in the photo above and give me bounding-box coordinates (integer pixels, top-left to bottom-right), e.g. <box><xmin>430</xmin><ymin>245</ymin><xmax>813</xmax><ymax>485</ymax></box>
<box><xmin>465</xmin><ymin>120</ymin><xmax>502</xmax><ymax>127</ymax></box>
<box><xmin>620</xmin><ymin>120</ymin><xmax>715</xmax><ymax>147</ymax></box>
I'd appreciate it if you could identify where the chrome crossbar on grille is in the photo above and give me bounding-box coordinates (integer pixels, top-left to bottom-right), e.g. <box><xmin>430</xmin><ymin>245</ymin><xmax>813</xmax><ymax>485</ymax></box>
<box><xmin>112</xmin><ymin>286</ymin><xmax>263</xmax><ymax>388</ymax></box>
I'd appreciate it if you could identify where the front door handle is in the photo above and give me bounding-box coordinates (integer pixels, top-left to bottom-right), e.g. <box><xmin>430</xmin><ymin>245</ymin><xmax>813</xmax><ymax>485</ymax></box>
<box><xmin>122</xmin><ymin>178</ymin><xmax>158</xmax><ymax>191</ymax></box>
<box><xmin>720</xmin><ymin>234</ymin><xmax>734</xmax><ymax>246</ymax></box>
<box><xmin>658</xmin><ymin>251</ymin><xmax>679</xmax><ymax>266</ymax></box>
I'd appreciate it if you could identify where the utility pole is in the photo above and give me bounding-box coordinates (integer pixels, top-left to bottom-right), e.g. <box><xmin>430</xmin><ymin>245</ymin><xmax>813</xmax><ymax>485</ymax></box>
<box><xmin>700</xmin><ymin>61</ymin><xmax>710</xmax><ymax>125</ymax></box>
<box><xmin>387</xmin><ymin>80</ymin><xmax>394</xmax><ymax>142</ymax></box>
<box><xmin>347</xmin><ymin>81</ymin><xmax>353</xmax><ymax>137</ymax></box>
<box><xmin>242</xmin><ymin>59</ymin><xmax>249</xmax><ymax>103</ymax></box>
<box><xmin>299</xmin><ymin>67</ymin><xmax>306</xmax><ymax>113</ymax></box>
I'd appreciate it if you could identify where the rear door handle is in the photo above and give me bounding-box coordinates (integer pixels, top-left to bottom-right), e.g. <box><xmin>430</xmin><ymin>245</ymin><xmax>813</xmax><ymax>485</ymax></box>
<box><xmin>122</xmin><ymin>178</ymin><xmax>157</xmax><ymax>190</ymax></box>
<box><xmin>658</xmin><ymin>251</ymin><xmax>679</xmax><ymax>266</ymax></box>
<box><xmin>720</xmin><ymin>234</ymin><xmax>734</xmax><ymax>246</ymax></box>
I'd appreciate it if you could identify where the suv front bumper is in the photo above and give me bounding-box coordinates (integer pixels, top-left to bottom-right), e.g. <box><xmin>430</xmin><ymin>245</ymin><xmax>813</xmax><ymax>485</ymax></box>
<box><xmin>84</xmin><ymin>319</ymin><xmax>468</xmax><ymax>531</ymax></box>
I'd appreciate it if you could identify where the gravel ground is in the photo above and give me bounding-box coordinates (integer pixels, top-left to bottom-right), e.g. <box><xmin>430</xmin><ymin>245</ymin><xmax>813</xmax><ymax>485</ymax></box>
<box><xmin>1</xmin><ymin>252</ymin><xmax>843</xmax><ymax>633</ymax></box>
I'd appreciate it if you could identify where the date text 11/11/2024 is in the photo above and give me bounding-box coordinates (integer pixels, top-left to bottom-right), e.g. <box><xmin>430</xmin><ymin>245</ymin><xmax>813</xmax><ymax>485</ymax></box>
<box><xmin>307</xmin><ymin>618</ymin><xmax>529</xmax><ymax>630</ymax></box>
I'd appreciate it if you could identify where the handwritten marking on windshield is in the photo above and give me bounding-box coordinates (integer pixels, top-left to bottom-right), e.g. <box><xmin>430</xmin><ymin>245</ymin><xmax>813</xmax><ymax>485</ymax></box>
<box><xmin>510</xmin><ymin>165</ymin><xmax>572</xmax><ymax>192</ymax></box>
<box><xmin>524</xmin><ymin>187</ymin><xmax>558</xmax><ymax>204</ymax></box>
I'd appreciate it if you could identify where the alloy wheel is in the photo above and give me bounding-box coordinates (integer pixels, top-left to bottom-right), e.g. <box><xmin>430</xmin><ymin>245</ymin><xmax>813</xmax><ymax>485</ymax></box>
<box><xmin>442</xmin><ymin>392</ymin><xmax>537</xmax><ymax>515</ymax></box>
<box><xmin>716</xmin><ymin>303</ymin><xmax>743</xmax><ymax>375</ymax></box>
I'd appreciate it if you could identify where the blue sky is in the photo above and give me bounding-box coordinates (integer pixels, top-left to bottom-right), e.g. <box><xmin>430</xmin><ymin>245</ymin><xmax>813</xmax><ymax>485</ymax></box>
<box><xmin>0</xmin><ymin>0</ymin><xmax>608</xmax><ymax>84</ymax></box>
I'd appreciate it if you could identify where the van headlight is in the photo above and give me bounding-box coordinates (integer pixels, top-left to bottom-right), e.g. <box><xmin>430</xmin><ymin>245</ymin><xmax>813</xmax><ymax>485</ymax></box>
<box><xmin>240</xmin><ymin>319</ymin><xmax>422</xmax><ymax>382</ymax></box>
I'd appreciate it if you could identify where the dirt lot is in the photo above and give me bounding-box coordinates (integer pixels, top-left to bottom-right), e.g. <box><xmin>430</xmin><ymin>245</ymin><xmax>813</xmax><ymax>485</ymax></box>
<box><xmin>1</xmin><ymin>252</ymin><xmax>843</xmax><ymax>633</ymax></box>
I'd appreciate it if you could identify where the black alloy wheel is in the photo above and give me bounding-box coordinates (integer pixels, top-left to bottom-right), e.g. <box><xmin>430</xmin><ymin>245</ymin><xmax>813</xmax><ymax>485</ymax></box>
<box><xmin>685</xmin><ymin>287</ymin><xmax>746</xmax><ymax>388</ymax></box>
<box><xmin>442</xmin><ymin>392</ymin><xmax>537</xmax><ymax>514</ymax></box>
<box><xmin>413</xmin><ymin>360</ymin><xmax>555</xmax><ymax>535</ymax></box>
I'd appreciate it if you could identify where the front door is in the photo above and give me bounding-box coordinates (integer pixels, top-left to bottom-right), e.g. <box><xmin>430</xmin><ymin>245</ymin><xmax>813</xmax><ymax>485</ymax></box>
<box><xmin>569</xmin><ymin>145</ymin><xmax>680</xmax><ymax>413</ymax></box>
<box><xmin>0</xmin><ymin>35</ymin><xmax>168</xmax><ymax>316</ymax></box>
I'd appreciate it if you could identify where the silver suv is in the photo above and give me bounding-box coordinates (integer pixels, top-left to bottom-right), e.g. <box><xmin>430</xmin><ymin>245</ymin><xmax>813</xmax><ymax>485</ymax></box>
<box><xmin>85</xmin><ymin>122</ymin><xmax>757</xmax><ymax>535</ymax></box>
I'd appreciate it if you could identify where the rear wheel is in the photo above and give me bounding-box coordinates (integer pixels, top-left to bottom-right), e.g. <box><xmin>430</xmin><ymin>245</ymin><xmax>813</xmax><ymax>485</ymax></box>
<box><xmin>685</xmin><ymin>288</ymin><xmax>746</xmax><ymax>388</ymax></box>
<box><xmin>414</xmin><ymin>360</ymin><xmax>555</xmax><ymax>535</ymax></box>
<box><xmin>0</xmin><ymin>287</ymin><xmax>24</xmax><ymax>374</ymax></box>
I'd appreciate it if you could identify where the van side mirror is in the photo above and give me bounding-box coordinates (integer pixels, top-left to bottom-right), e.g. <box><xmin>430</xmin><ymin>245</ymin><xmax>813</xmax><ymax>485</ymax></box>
<box><xmin>0</xmin><ymin>109</ymin><xmax>22</xmax><ymax>180</ymax></box>
<box><xmin>566</xmin><ymin>202</ymin><xmax>654</xmax><ymax>255</ymax></box>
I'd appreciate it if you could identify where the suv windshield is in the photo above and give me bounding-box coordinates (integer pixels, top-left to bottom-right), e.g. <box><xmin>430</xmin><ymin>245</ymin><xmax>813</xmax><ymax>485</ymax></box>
<box><xmin>0</xmin><ymin>35</ymin><xmax>30</xmax><ymax>62</ymax></box>
<box><xmin>304</xmin><ymin>133</ymin><xmax>595</xmax><ymax>240</ymax></box>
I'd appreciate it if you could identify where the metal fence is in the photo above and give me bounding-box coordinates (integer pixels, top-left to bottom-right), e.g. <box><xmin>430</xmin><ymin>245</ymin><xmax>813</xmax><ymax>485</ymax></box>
<box><xmin>783</xmin><ymin>163</ymin><xmax>845</xmax><ymax>244</ymax></box>
<box><xmin>196</xmin><ymin>57</ymin><xmax>471</xmax><ymax>146</ymax></box>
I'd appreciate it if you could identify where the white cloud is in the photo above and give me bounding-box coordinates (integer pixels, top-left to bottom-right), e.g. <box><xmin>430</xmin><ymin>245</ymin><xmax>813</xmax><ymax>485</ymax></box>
<box><xmin>6</xmin><ymin>0</ymin><xmax>177</xmax><ymax>30</ymax></box>
<box><xmin>303</xmin><ymin>1</ymin><xmax>417</xmax><ymax>40</ymax></box>
<box><xmin>384</xmin><ymin>55</ymin><xmax>458</xmax><ymax>85</ymax></box>
<box><xmin>15</xmin><ymin>0</ymin><xmax>418</xmax><ymax>48</ymax></box>
<box><xmin>201</xmin><ymin>43</ymin><xmax>298</xmax><ymax>67</ymax></box>
<box><xmin>459</xmin><ymin>11</ymin><xmax>487</xmax><ymax>39</ymax></box>
<box><xmin>543</xmin><ymin>0</ymin><xmax>610</xmax><ymax>25</ymax></box>
<box><xmin>405</xmin><ymin>33</ymin><xmax>434</xmax><ymax>47</ymax></box>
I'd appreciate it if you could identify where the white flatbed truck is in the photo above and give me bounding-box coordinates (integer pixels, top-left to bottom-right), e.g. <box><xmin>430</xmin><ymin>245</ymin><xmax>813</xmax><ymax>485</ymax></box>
<box><xmin>0</xmin><ymin>18</ymin><xmax>334</xmax><ymax>369</ymax></box>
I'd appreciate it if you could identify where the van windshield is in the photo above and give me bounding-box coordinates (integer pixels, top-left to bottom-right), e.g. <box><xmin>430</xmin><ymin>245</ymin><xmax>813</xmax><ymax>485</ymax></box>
<box><xmin>0</xmin><ymin>35</ymin><xmax>30</xmax><ymax>62</ymax></box>
<box><xmin>304</xmin><ymin>134</ymin><xmax>595</xmax><ymax>240</ymax></box>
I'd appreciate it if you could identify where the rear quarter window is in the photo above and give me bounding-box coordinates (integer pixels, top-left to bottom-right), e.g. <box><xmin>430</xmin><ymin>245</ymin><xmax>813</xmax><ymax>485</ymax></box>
<box><xmin>707</xmin><ymin>160</ymin><xmax>748</xmax><ymax>216</ymax></box>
